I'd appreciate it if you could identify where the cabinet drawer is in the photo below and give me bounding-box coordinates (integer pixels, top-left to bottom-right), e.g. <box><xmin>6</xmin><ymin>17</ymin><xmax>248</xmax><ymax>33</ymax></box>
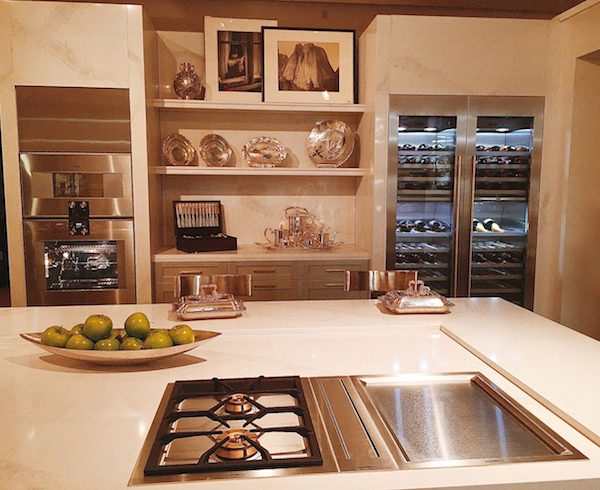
<box><xmin>155</xmin><ymin>262</ymin><xmax>228</xmax><ymax>282</ymax></box>
<box><xmin>300</xmin><ymin>260</ymin><xmax>369</xmax><ymax>280</ymax></box>
<box><xmin>300</xmin><ymin>280</ymin><xmax>368</xmax><ymax>300</ymax></box>
<box><xmin>250</xmin><ymin>280</ymin><xmax>300</xmax><ymax>301</ymax></box>
<box><xmin>230</xmin><ymin>262</ymin><xmax>299</xmax><ymax>280</ymax></box>
<box><xmin>155</xmin><ymin>282</ymin><xmax>177</xmax><ymax>304</ymax></box>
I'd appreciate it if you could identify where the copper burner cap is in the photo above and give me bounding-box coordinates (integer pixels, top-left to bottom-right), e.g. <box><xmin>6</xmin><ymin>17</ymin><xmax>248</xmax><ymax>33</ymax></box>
<box><xmin>222</xmin><ymin>393</ymin><xmax>254</xmax><ymax>414</ymax></box>
<box><xmin>215</xmin><ymin>429</ymin><xmax>259</xmax><ymax>460</ymax></box>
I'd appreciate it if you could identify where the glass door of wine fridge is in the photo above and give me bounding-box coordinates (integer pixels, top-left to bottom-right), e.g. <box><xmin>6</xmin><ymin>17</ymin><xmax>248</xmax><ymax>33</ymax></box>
<box><xmin>388</xmin><ymin>97</ymin><xmax>468</xmax><ymax>297</ymax></box>
<box><xmin>463</xmin><ymin>97</ymin><xmax>544</xmax><ymax>308</ymax></box>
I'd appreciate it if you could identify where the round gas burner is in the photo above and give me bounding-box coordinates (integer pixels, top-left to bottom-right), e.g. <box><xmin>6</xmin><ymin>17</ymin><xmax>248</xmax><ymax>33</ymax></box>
<box><xmin>215</xmin><ymin>429</ymin><xmax>259</xmax><ymax>460</ymax></box>
<box><xmin>222</xmin><ymin>393</ymin><xmax>254</xmax><ymax>414</ymax></box>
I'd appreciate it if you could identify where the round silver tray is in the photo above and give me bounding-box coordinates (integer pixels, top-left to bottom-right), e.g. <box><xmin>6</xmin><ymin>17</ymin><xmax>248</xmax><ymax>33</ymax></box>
<box><xmin>306</xmin><ymin>120</ymin><xmax>355</xmax><ymax>167</ymax></box>
<box><xmin>242</xmin><ymin>136</ymin><xmax>287</xmax><ymax>167</ymax></box>
<box><xmin>162</xmin><ymin>133</ymin><xmax>196</xmax><ymax>166</ymax></box>
<box><xmin>199</xmin><ymin>134</ymin><xmax>232</xmax><ymax>167</ymax></box>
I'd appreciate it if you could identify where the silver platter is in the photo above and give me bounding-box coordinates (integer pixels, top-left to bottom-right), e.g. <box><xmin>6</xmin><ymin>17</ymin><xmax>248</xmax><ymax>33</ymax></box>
<box><xmin>307</xmin><ymin>120</ymin><xmax>355</xmax><ymax>167</ymax></box>
<box><xmin>162</xmin><ymin>133</ymin><xmax>196</xmax><ymax>166</ymax></box>
<box><xmin>242</xmin><ymin>136</ymin><xmax>287</xmax><ymax>167</ymax></box>
<box><xmin>199</xmin><ymin>134</ymin><xmax>232</xmax><ymax>167</ymax></box>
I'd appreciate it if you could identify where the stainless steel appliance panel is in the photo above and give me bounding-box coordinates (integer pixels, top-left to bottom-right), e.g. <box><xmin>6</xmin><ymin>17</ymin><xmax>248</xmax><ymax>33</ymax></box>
<box><xmin>20</xmin><ymin>153</ymin><xmax>133</xmax><ymax>218</ymax></box>
<box><xmin>352</xmin><ymin>373</ymin><xmax>582</xmax><ymax>467</ymax></box>
<box><xmin>23</xmin><ymin>219</ymin><xmax>135</xmax><ymax>306</ymax></box>
<box><xmin>16</xmin><ymin>86</ymin><xmax>131</xmax><ymax>154</ymax></box>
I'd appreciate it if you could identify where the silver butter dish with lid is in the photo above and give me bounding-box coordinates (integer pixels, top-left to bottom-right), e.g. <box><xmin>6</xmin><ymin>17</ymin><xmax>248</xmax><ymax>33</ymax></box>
<box><xmin>173</xmin><ymin>285</ymin><xmax>246</xmax><ymax>320</ymax></box>
<box><xmin>378</xmin><ymin>280</ymin><xmax>454</xmax><ymax>314</ymax></box>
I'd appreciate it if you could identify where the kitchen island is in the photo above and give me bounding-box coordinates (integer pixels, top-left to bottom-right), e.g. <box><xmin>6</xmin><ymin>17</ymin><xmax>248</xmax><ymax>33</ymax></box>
<box><xmin>2</xmin><ymin>298</ymin><xmax>600</xmax><ymax>489</ymax></box>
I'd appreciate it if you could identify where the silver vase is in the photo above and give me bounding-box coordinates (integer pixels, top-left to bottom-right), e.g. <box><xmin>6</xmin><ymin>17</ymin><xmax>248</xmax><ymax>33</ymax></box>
<box><xmin>173</xmin><ymin>63</ymin><xmax>204</xmax><ymax>100</ymax></box>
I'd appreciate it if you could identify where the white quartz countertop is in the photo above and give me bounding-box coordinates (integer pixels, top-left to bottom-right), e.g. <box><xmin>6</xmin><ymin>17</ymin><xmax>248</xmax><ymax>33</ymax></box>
<box><xmin>2</xmin><ymin>298</ymin><xmax>600</xmax><ymax>489</ymax></box>
<box><xmin>154</xmin><ymin>243</ymin><xmax>370</xmax><ymax>262</ymax></box>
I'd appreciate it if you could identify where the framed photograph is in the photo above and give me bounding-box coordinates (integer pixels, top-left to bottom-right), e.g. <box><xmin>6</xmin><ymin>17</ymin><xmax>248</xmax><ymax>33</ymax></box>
<box><xmin>262</xmin><ymin>27</ymin><xmax>356</xmax><ymax>104</ymax></box>
<box><xmin>204</xmin><ymin>17</ymin><xmax>277</xmax><ymax>102</ymax></box>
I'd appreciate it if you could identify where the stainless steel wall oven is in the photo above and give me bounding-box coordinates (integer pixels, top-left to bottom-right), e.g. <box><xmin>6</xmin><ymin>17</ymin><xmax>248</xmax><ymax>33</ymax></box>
<box><xmin>20</xmin><ymin>153</ymin><xmax>135</xmax><ymax>306</ymax></box>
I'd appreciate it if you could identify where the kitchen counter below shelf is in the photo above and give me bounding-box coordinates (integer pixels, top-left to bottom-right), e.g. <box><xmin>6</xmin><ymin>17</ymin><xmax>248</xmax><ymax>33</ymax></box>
<box><xmin>153</xmin><ymin>243</ymin><xmax>370</xmax><ymax>262</ymax></box>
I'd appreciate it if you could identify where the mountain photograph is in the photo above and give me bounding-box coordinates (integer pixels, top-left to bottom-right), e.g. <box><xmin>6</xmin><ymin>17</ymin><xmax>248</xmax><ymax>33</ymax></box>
<box><xmin>277</xmin><ymin>42</ymin><xmax>340</xmax><ymax>92</ymax></box>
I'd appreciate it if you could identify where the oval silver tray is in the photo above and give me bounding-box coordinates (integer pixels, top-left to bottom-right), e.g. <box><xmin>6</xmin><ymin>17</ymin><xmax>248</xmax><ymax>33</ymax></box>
<box><xmin>162</xmin><ymin>133</ymin><xmax>196</xmax><ymax>166</ymax></box>
<box><xmin>242</xmin><ymin>136</ymin><xmax>287</xmax><ymax>167</ymax></box>
<box><xmin>199</xmin><ymin>134</ymin><xmax>232</xmax><ymax>167</ymax></box>
<box><xmin>307</xmin><ymin>120</ymin><xmax>355</xmax><ymax>167</ymax></box>
<box><xmin>20</xmin><ymin>329</ymin><xmax>221</xmax><ymax>365</ymax></box>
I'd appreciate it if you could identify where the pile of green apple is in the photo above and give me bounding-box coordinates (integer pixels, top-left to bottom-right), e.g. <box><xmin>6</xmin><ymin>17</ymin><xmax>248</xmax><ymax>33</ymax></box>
<box><xmin>40</xmin><ymin>312</ymin><xmax>195</xmax><ymax>351</ymax></box>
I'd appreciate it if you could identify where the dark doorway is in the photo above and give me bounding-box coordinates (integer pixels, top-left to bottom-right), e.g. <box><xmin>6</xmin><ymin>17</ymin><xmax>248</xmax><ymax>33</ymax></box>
<box><xmin>0</xmin><ymin>122</ymin><xmax>10</xmax><ymax>306</ymax></box>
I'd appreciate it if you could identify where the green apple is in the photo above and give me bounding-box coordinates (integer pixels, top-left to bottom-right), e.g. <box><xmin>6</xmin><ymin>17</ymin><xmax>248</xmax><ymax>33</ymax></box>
<box><xmin>120</xmin><ymin>337</ymin><xmax>143</xmax><ymax>350</ymax></box>
<box><xmin>124</xmin><ymin>312</ymin><xmax>151</xmax><ymax>339</ymax></box>
<box><xmin>83</xmin><ymin>314</ymin><xmax>113</xmax><ymax>342</ymax></box>
<box><xmin>94</xmin><ymin>338</ymin><xmax>120</xmax><ymax>351</ymax></box>
<box><xmin>41</xmin><ymin>326</ymin><xmax>72</xmax><ymax>348</ymax></box>
<box><xmin>169</xmin><ymin>324</ymin><xmax>195</xmax><ymax>345</ymax></box>
<box><xmin>109</xmin><ymin>329</ymin><xmax>127</xmax><ymax>342</ymax></box>
<box><xmin>143</xmin><ymin>331</ymin><xmax>173</xmax><ymax>349</ymax></box>
<box><xmin>70</xmin><ymin>323</ymin><xmax>84</xmax><ymax>336</ymax></box>
<box><xmin>65</xmin><ymin>334</ymin><xmax>94</xmax><ymax>350</ymax></box>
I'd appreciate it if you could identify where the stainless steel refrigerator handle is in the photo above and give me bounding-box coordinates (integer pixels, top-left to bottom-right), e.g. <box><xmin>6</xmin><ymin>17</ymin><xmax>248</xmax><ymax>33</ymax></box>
<box><xmin>467</xmin><ymin>155</ymin><xmax>478</xmax><ymax>297</ymax></box>
<box><xmin>451</xmin><ymin>155</ymin><xmax>462</xmax><ymax>292</ymax></box>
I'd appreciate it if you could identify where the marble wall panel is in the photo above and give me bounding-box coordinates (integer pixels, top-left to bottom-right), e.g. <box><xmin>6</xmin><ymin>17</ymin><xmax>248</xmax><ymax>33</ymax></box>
<box><xmin>10</xmin><ymin>1</ymin><xmax>129</xmax><ymax>87</ymax></box>
<box><xmin>387</xmin><ymin>16</ymin><xmax>552</xmax><ymax>96</ymax></box>
<box><xmin>162</xmin><ymin>175</ymin><xmax>357</xmax><ymax>249</ymax></box>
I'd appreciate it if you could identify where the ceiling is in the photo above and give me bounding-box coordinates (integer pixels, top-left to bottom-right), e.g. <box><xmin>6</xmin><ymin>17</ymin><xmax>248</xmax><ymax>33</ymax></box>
<box><xmin>272</xmin><ymin>0</ymin><xmax>587</xmax><ymax>18</ymax></box>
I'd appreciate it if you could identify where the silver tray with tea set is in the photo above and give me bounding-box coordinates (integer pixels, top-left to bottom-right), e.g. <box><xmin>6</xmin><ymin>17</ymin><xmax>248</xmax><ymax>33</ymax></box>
<box><xmin>257</xmin><ymin>206</ymin><xmax>342</xmax><ymax>251</ymax></box>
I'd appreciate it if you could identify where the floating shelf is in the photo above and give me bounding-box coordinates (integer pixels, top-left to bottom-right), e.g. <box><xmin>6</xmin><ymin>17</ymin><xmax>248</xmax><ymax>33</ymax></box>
<box><xmin>154</xmin><ymin>99</ymin><xmax>365</xmax><ymax>114</ymax></box>
<box><xmin>154</xmin><ymin>166</ymin><xmax>367</xmax><ymax>177</ymax></box>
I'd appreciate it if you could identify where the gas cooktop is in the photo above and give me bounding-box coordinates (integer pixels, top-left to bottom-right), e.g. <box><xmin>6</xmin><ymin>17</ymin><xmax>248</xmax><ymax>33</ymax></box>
<box><xmin>130</xmin><ymin>373</ymin><xmax>586</xmax><ymax>484</ymax></box>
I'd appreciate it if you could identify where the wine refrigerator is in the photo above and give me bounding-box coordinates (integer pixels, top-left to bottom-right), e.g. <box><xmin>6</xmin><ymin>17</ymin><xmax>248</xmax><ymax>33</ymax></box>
<box><xmin>387</xmin><ymin>96</ymin><xmax>543</xmax><ymax>309</ymax></box>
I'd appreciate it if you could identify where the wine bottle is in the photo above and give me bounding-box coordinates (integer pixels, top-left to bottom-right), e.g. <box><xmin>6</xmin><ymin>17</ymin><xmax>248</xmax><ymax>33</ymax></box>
<box><xmin>483</xmin><ymin>218</ymin><xmax>505</xmax><ymax>233</ymax></box>
<box><xmin>396</xmin><ymin>219</ymin><xmax>414</xmax><ymax>232</ymax></box>
<box><xmin>473</xmin><ymin>219</ymin><xmax>487</xmax><ymax>233</ymax></box>
<box><xmin>413</xmin><ymin>220</ymin><xmax>428</xmax><ymax>232</ymax></box>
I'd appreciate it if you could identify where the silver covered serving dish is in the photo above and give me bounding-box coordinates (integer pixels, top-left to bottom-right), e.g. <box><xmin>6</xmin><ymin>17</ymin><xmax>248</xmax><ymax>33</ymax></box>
<box><xmin>172</xmin><ymin>285</ymin><xmax>245</xmax><ymax>320</ymax></box>
<box><xmin>378</xmin><ymin>280</ymin><xmax>454</xmax><ymax>314</ymax></box>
